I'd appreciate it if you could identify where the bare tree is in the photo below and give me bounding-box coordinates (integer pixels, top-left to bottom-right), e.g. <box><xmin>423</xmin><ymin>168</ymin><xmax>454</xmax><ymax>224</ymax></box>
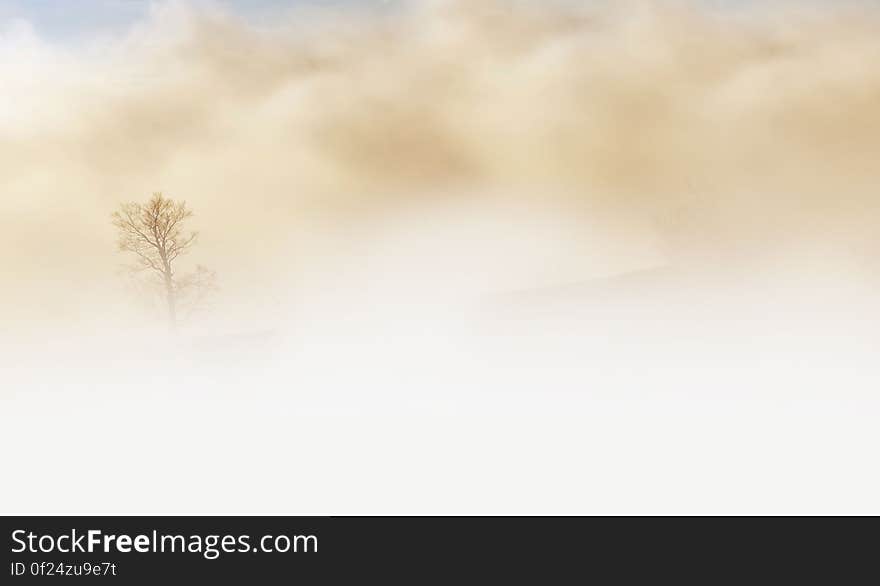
<box><xmin>112</xmin><ymin>192</ymin><xmax>216</xmax><ymax>331</ymax></box>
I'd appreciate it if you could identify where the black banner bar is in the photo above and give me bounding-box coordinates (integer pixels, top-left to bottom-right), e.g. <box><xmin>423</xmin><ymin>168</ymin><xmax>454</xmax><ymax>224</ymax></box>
<box><xmin>1</xmin><ymin>517</ymin><xmax>875</xmax><ymax>582</ymax></box>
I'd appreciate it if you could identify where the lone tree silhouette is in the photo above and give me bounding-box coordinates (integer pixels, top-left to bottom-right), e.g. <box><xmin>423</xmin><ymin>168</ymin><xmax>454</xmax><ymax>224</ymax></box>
<box><xmin>112</xmin><ymin>192</ymin><xmax>215</xmax><ymax>331</ymax></box>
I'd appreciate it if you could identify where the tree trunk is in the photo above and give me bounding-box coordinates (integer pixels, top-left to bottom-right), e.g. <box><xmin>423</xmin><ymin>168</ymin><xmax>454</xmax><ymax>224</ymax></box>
<box><xmin>164</xmin><ymin>272</ymin><xmax>177</xmax><ymax>333</ymax></box>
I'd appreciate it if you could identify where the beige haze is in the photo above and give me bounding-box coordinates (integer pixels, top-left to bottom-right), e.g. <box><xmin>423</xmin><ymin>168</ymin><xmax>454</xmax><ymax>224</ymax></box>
<box><xmin>2</xmin><ymin>0</ymin><xmax>880</xmax><ymax>335</ymax></box>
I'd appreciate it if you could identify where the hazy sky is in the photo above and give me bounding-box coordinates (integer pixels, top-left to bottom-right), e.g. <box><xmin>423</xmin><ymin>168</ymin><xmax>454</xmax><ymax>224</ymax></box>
<box><xmin>0</xmin><ymin>1</ymin><xmax>774</xmax><ymax>40</ymax></box>
<box><xmin>0</xmin><ymin>0</ymin><xmax>386</xmax><ymax>39</ymax></box>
